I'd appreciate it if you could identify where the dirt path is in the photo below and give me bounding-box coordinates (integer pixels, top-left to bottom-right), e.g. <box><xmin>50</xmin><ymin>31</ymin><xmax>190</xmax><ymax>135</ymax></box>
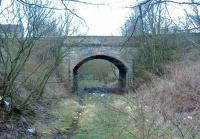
<box><xmin>53</xmin><ymin>101</ymin><xmax>85</xmax><ymax>139</ymax></box>
<box><xmin>66</xmin><ymin>106</ymin><xmax>84</xmax><ymax>139</ymax></box>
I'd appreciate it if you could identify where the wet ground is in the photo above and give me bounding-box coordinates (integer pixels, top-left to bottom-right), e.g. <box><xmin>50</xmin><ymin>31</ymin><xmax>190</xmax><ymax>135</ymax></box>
<box><xmin>79</xmin><ymin>87</ymin><xmax>125</xmax><ymax>94</ymax></box>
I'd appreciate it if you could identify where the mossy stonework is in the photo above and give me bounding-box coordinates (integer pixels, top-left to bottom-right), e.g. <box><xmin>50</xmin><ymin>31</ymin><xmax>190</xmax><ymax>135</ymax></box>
<box><xmin>62</xmin><ymin>36</ymin><xmax>135</xmax><ymax>92</ymax></box>
<box><xmin>37</xmin><ymin>34</ymin><xmax>200</xmax><ymax>92</ymax></box>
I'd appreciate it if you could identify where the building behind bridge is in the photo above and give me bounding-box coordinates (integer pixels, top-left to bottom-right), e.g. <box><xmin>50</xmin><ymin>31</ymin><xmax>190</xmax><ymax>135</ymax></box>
<box><xmin>0</xmin><ymin>24</ymin><xmax>24</xmax><ymax>38</ymax></box>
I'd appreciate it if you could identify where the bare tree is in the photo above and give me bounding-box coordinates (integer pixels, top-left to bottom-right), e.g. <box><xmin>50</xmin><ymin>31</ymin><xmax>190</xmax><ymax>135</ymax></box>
<box><xmin>0</xmin><ymin>0</ymin><xmax>80</xmax><ymax>112</ymax></box>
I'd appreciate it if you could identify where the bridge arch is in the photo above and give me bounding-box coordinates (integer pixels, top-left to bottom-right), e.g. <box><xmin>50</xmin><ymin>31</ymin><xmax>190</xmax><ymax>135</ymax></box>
<box><xmin>72</xmin><ymin>54</ymin><xmax>128</xmax><ymax>92</ymax></box>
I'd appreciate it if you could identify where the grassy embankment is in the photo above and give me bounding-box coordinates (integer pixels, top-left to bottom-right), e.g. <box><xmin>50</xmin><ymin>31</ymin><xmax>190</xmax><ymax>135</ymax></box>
<box><xmin>1</xmin><ymin>34</ymin><xmax>199</xmax><ymax>138</ymax></box>
<box><xmin>34</xmin><ymin>34</ymin><xmax>200</xmax><ymax>138</ymax></box>
<box><xmin>34</xmin><ymin>59</ymin><xmax>200</xmax><ymax>139</ymax></box>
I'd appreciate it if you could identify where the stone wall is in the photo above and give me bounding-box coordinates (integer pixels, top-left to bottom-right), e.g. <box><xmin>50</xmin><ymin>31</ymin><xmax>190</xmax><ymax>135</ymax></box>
<box><xmin>38</xmin><ymin>33</ymin><xmax>200</xmax><ymax>91</ymax></box>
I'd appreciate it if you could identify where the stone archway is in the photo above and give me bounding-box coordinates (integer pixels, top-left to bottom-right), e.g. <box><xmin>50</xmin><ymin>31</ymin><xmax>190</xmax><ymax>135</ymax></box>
<box><xmin>72</xmin><ymin>54</ymin><xmax>128</xmax><ymax>92</ymax></box>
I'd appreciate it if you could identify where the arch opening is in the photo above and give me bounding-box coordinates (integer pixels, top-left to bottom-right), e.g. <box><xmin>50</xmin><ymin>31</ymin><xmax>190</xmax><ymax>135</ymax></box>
<box><xmin>72</xmin><ymin>55</ymin><xmax>128</xmax><ymax>93</ymax></box>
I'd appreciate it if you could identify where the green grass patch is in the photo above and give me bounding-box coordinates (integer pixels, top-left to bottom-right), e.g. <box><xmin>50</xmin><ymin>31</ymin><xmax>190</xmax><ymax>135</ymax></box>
<box><xmin>79</xmin><ymin>80</ymin><xmax>104</xmax><ymax>88</ymax></box>
<box><xmin>35</xmin><ymin>98</ymin><xmax>80</xmax><ymax>138</ymax></box>
<box><xmin>34</xmin><ymin>93</ymin><xmax>200</xmax><ymax>139</ymax></box>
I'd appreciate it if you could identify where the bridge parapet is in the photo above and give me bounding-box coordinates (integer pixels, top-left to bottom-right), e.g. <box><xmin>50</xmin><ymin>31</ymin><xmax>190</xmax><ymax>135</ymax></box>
<box><xmin>61</xmin><ymin>44</ymin><xmax>135</xmax><ymax>92</ymax></box>
<box><xmin>35</xmin><ymin>34</ymin><xmax>200</xmax><ymax>92</ymax></box>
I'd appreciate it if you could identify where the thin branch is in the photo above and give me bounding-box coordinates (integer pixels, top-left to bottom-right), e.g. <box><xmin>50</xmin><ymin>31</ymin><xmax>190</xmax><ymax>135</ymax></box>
<box><xmin>165</xmin><ymin>0</ymin><xmax>200</xmax><ymax>6</ymax></box>
<box><xmin>61</xmin><ymin>0</ymin><xmax>87</xmax><ymax>25</ymax></box>
<box><xmin>16</xmin><ymin>0</ymin><xmax>67</xmax><ymax>10</ymax></box>
<box><xmin>124</xmin><ymin>0</ymin><xmax>200</xmax><ymax>8</ymax></box>
<box><xmin>65</xmin><ymin>0</ymin><xmax>108</xmax><ymax>6</ymax></box>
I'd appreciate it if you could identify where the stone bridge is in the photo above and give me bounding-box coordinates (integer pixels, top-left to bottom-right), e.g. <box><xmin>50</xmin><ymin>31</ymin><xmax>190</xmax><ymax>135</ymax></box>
<box><xmin>60</xmin><ymin>36</ymin><xmax>138</xmax><ymax>92</ymax></box>
<box><xmin>39</xmin><ymin>34</ymin><xmax>200</xmax><ymax>92</ymax></box>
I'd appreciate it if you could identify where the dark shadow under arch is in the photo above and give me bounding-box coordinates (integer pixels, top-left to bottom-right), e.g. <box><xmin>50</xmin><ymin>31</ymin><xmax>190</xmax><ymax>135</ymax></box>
<box><xmin>73</xmin><ymin>55</ymin><xmax>128</xmax><ymax>92</ymax></box>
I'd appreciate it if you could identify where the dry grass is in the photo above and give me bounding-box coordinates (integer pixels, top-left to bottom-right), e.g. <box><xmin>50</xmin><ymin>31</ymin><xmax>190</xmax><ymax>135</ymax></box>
<box><xmin>127</xmin><ymin>59</ymin><xmax>200</xmax><ymax>138</ymax></box>
<box><xmin>142</xmin><ymin>60</ymin><xmax>200</xmax><ymax>112</ymax></box>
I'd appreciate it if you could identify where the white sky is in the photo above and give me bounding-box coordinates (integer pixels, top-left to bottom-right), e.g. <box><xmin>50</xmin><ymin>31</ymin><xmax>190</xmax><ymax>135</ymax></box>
<box><xmin>0</xmin><ymin>0</ymin><xmax>194</xmax><ymax>36</ymax></box>
<box><xmin>72</xmin><ymin>0</ymin><xmax>191</xmax><ymax>35</ymax></box>
<box><xmin>0</xmin><ymin>0</ymin><xmax>134</xmax><ymax>35</ymax></box>
<box><xmin>74</xmin><ymin>0</ymin><xmax>133</xmax><ymax>36</ymax></box>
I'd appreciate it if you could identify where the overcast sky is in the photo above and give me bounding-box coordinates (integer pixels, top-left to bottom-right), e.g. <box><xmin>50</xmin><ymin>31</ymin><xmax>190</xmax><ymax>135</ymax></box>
<box><xmin>74</xmin><ymin>0</ymin><xmax>133</xmax><ymax>36</ymax></box>
<box><xmin>0</xmin><ymin>0</ymin><xmax>191</xmax><ymax>36</ymax></box>
<box><xmin>70</xmin><ymin>0</ymin><xmax>189</xmax><ymax>35</ymax></box>
<box><xmin>0</xmin><ymin>0</ymin><xmax>134</xmax><ymax>36</ymax></box>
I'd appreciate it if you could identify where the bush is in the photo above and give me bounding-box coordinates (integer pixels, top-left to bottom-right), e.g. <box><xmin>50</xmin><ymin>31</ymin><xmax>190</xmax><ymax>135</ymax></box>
<box><xmin>132</xmin><ymin>60</ymin><xmax>200</xmax><ymax>138</ymax></box>
<box><xmin>132</xmin><ymin>36</ymin><xmax>179</xmax><ymax>88</ymax></box>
